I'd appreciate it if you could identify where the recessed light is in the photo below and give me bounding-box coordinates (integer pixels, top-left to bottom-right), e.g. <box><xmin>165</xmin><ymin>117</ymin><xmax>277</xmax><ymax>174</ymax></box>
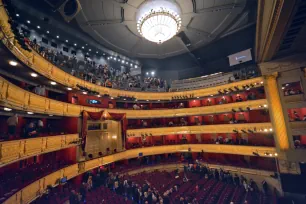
<box><xmin>122</xmin><ymin>60</ymin><xmax>125</xmax><ymax>64</ymax></box>
<box><xmin>30</xmin><ymin>73</ymin><xmax>38</xmax><ymax>77</ymax></box>
<box><xmin>50</xmin><ymin>81</ymin><xmax>57</xmax><ymax>85</ymax></box>
<box><xmin>4</xmin><ymin>107</ymin><xmax>12</xmax><ymax>111</ymax></box>
<box><xmin>16</xmin><ymin>14</ymin><xmax>19</xmax><ymax>17</ymax></box>
<box><xmin>83</xmin><ymin>91</ymin><xmax>87</xmax><ymax>94</ymax></box>
<box><xmin>56</xmin><ymin>36</ymin><xmax>59</xmax><ymax>38</ymax></box>
<box><xmin>66</xmin><ymin>40</ymin><xmax>68</xmax><ymax>42</ymax></box>
<box><xmin>9</xmin><ymin>61</ymin><xmax>18</xmax><ymax>66</ymax></box>
<box><xmin>27</xmin><ymin>112</ymin><xmax>34</xmax><ymax>115</ymax></box>
<box><xmin>67</xmin><ymin>87</ymin><xmax>72</xmax><ymax>91</ymax></box>
<box><xmin>89</xmin><ymin>49</ymin><xmax>91</xmax><ymax>51</ymax></box>
<box><xmin>47</xmin><ymin>31</ymin><xmax>50</xmax><ymax>34</ymax></box>
<box><xmin>27</xmin><ymin>20</ymin><xmax>30</xmax><ymax>24</ymax></box>
<box><xmin>135</xmin><ymin>65</ymin><xmax>138</xmax><ymax>68</ymax></box>
<box><xmin>37</xmin><ymin>25</ymin><xmax>40</xmax><ymax>29</ymax></box>
<box><xmin>74</xmin><ymin>43</ymin><xmax>77</xmax><ymax>46</ymax></box>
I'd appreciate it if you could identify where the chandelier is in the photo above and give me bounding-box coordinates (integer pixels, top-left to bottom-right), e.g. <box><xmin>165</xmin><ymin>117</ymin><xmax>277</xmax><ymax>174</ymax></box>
<box><xmin>136</xmin><ymin>0</ymin><xmax>182</xmax><ymax>44</ymax></box>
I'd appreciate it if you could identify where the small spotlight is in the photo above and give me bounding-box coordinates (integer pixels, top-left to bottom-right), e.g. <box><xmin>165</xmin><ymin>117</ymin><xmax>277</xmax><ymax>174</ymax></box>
<box><xmin>74</xmin><ymin>43</ymin><xmax>77</xmax><ymax>46</ymax></box>
<box><xmin>111</xmin><ymin>97</ymin><xmax>114</xmax><ymax>99</ymax></box>
<box><xmin>96</xmin><ymin>51</ymin><xmax>98</xmax><ymax>54</ymax></box>
<box><xmin>50</xmin><ymin>81</ymin><xmax>57</xmax><ymax>85</ymax></box>
<box><xmin>4</xmin><ymin>107</ymin><xmax>12</xmax><ymax>111</ymax></box>
<box><xmin>47</xmin><ymin>31</ymin><xmax>50</xmax><ymax>34</ymax></box>
<box><xmin>67</xmin><ymin>87</ymin><xmax>72</xmax><ymax>91</ymax></box>
<box><xmin>123</xmin><ymin>98</ymin><xmax>126</xmax><ymax>100</ymax></box>
<box><xmin>89</xmin><ymin>49</ymin><xmax>91</xmax><ymax>51</ymax></box>
<box><xmin>282</xmin><ymin>87</ymin><xmax>285</xmax><ymax>90</ymax></box>
<box><xmin>56</xmin><ymin>36</ymin><xmax>59</xmax><ymax>38</ymax></box>
<box><xmin>83</xmin><ymin>91</ymin><xmax>87</xmax><ymax>94</ymax></box>
<box><xmin>285</xmin><ymin>84</ymin><xmax>289</xmax><ymax>87</ymax></box>
<box><xmin>260</xmin><ymin>81</ymin><xmax>264</xmax><ymax>84</ymax></box>
<box><xmin>97</xmin><ymin>95</ymin><xmax>101</xmax><ymax>97</ymax></box>
<box><xmin>269</xmin><ymin>128</ymin><xmax>273</xmax><ymax>132</ymax></box>
<box><xmin>274</xmin><ymin>153</ymin><xmax>278</xmax><ymax>156</ymax></box>
<box><xmin>66</xmin><ymin>40</ymin><xmax>68</xmax><ymax>42</ymax></box>
<box><xmin>9</xmin><ymin>61</ymin><xmax>18</xmax><ymax>66</ymax></box>
<box><xmin>135</xmin><ymin>65</ymin><xmax>138</xmax><ymax>68</ymax></box>
<box><xmin>264</xmin><ymin>129</ymin><xmax>268</xmax><ymax>132</ymax></box>
<box><xmin>263</xmin><ymin>104</ymin><xmax>267</xmax><ymax>108</ymax></box>
<box><xmin>49</xmin><ymin>115</ymin><xmax>53</xmax><ymax>117</ymax></box>
<box><xmin>82</xmin><ymin>46</ymin><xmax>84</xmax><ymax>49</ymax></box>
<box><xmin>37</xmin><ymin>25</ymin><xmax>40</xmax><ymax>29</ymax></box>
<box><xmin>27</xmin><ymin>20</ymin><xmax>31</xmax><ymax>24</ymax></box>
<box><xmin>30</xmin><ymin>73</ymin><xmax>38</xmax><ymax>77</ymax></box>
<box><xmin>27</xmin><ymin>112</ymin><xmax>34</xmax><ymax>115</ymax></box>
<box><xmin>16</xmin><ymin>14</ymin><xmax>19</xmax><ymax>17</ymax></box>
<box><xmin>269</xmin><ymin>153</ymin><xmax>273</xmax><ymax>157</ymax></box>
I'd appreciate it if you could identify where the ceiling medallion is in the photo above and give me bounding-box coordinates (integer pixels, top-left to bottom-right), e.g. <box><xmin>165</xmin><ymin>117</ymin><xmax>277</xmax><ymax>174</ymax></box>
<box><xmin>136</xmin><ymin>0</ymin><xmax>182</xmax><ymax>44</ymax></box>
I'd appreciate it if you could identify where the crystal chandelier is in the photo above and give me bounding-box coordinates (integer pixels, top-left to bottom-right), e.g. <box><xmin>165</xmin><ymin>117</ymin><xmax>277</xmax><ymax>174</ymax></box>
<box><xmin>136</xmin><ymin>0</ymin><xmax>182</xmax><ymax>44</ymax></box>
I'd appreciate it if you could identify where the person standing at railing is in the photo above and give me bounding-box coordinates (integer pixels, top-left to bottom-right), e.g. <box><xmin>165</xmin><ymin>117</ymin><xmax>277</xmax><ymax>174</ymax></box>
<box><xmin>7</xmin><ymin>113</ymin><xmax>18</xmax><ymax>139</ymax></box>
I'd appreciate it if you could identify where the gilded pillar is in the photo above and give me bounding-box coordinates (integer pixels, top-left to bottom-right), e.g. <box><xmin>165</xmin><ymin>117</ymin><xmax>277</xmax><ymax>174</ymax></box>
<box><xmin>264</xmin><ymin>73</ymin><xmax>289</xmax><ymax>151</ymax></box>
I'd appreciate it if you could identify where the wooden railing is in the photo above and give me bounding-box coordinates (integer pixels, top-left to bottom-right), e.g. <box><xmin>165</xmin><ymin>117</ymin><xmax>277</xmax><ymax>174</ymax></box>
<box><xmin>3</xmin><ymin>144</ymin><xmax>276</xmax><ymax>204</ymax></box>
<box><xmin>0</xmin><ymin>76</ymin><xmax>268</xmax><ymax>118</ymax></box>
<box><xmin>127</xmin><ymin>122</ymin><xmax>273</xmax><ymax>137</ymax></box>
<box><xmin>0</xmin><ymin>2</ymin><xmax>264</xmax><ymax>101</ymax></box>
<box><xmin>0</xmin><ymin>134</ymin><xmax>79</xmax><ymax>167</ymax></box>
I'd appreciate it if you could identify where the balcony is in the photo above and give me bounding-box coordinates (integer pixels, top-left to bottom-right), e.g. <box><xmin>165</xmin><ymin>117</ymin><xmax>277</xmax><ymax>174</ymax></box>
<box><xmin>126</xmin><ymin>123</ymin><xmax>273</xmax><ymax>137</ymax></box>
<box><xmin>0</xmin><ymin>134</ymin><xmax>79</xmax><ymax>167</ymax></box>
<box><xmin>0</xmin><ymin>76</ymin><xmax>268</xmax><ymax>118</ymax></box>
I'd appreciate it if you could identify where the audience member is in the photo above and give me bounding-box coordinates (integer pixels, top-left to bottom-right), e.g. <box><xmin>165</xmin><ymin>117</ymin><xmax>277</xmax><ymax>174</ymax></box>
<box><xmin>7</xmin><ymin>114</ymin><xmax>18</xmax><ymax>138</ymax></box>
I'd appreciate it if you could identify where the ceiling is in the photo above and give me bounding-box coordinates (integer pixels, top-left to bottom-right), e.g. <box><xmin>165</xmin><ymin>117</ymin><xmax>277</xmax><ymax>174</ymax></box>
<box><xmin>76</xmin><ymin>0</ymin><xmax>257</xmax><ymax>58</ymax></box>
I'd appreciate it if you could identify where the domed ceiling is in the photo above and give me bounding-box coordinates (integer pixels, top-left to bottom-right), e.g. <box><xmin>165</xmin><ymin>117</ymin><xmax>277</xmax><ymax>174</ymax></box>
<box><xmin>76</xmin><ymin>0</ymin><xmax>254</xmax><ymax>59</ymax></box>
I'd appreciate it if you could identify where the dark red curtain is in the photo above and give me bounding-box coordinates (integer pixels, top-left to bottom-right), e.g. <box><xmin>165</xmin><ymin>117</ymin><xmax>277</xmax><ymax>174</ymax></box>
<box><xmin>81</xmin><ymin>111</ymin><xmax>126</xmax><ymax>151</ymax></box>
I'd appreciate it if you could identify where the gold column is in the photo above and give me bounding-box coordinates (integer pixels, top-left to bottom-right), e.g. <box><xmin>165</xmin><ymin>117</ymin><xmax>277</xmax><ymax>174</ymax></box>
<box><xmin>264</xmin><ymin>73</ymin><xmax>289</xmax><ymax>151</ymax></box>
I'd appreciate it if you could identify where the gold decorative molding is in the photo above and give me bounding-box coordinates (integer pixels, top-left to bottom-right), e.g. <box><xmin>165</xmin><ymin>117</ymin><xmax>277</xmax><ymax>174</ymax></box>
<box><xmin>0</xmin><ymin>134</ymin><xmax>79</xmax><ymax>168</ymax></box>
<box><xmin>0</xmin><ymin>76</ymin><xmax>268</xmax><ymax>118</ymax></box>
<box><xmin>259</xmin><ymin>53</ymin><xmax>306</xmax><ymax>75</ymax></box>
<box><xmin>127</xmin><ymin>123</ymin><xmax>273</xmax><ymax>137</ymax></box>
<box><xmin>264</xmin><ymin>75</ymin><xmax>289</xmax><ymax>151</ymax></box>
<box><xmin>3</xmin><ymin>144</ymin><xmax>276</xmax><ymax>204</ymax></box>
<box><xmin>255</xmin><ymin>0</ymin><xmax>296</xmax><ymax>62</ymax></box>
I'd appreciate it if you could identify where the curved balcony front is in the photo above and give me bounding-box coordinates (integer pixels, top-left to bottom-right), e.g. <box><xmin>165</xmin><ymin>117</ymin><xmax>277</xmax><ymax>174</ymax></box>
<box><xmin>0</xmin><ymin>76</ymin><xmax>268</xmax><ymax>118</ymax></box>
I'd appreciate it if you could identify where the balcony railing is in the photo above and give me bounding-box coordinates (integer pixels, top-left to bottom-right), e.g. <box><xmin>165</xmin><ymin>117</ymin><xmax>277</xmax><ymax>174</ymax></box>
<box><xmin>0</xmin><ymin>76</ymin><xmax>268</xmax><ymax>118</ymax></box>
<box><xmin>3</xmin><ymin>144</ymin><xmax>276</xmax><ymax>204</ymax></box>
<box><xmin>0</xmin><ymin>134</ymin><xmax>79</xmax><ymax>167</ymax></box>
<box><xmin>126</xmin><ymin>123</ymin><xmax>273</xmax><ymax>137</ymax></box>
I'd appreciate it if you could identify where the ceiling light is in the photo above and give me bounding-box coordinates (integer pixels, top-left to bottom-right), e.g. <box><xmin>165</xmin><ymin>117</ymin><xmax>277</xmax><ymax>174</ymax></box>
<box><xmin>260</xmin><ymin>81</ymin><xmax>263</xmax><ymax>84</ymax></box>
<box><xmin>124</xmin><ymin>98</ymin><xmax>126</xmax><ymax>100</ymax></box>
<box><xmin>151</xmin><ymin>71</ymin><xmax>155</xmax><ymax>76</ymax></box>
<box><xmin>263</xmin><ymin>104</ymin><xmax>267</xmax><ymax>108</ymax></box>
<box><xmin>97</xmin><ymin>95</ymin><xmax>101</xmax><ymax>97</ymax></box>
<box><xmin>37</xmin><ymin>25</ymin><xmax>40</xmax><ymax>29</ymax></box>
<box><xmin>27</xmin><ymin>20</ymin><xmax>30</xmax><ymax>24</ymax></box>
<box><xmin>86</xmin><ymin>44</ymin><xmax>88</xmax><ymax>46</ymax></box>
<box><xmin>286</xmin><ymin>84</ymin><xmax>289</xmax><ymax>87</ymax></box>
<box><xmin>135</xmin><ymin>65</ymin><xmax>138</xmax><ymax>68</ymax></box>
<box><xmin>27</xmin><ymin>112</ymin><xmax>34</xmax><ymax>115</ymax></box>
<box><xmin>114</xmin><ymin>58</ymin><xmax>117</xmax><ymax>61</ymax></box>
<box><xmin>126</xmin><ymin>62</ymin><xmax>128</xmax><ymax>65</ymax></box>
<box><xmin>111</xmin><ymin>97</ymin><xmax>114</xmax><ymax>99</ymax></box>
<box><xmin>66</xmin><ymin>40</ymin><xmax>68</xmax><ymax>42</ymax></box>
<box><xmin>82</xmin><ymin>46</ymin><xmax>84</xmax><ymax>49</ymax></box>
<box><xmin>118</xmin><ymin>59</ymin><xmax>121</xmax><ymax>62</ymax></box>
<box><xmin>50</xmin><ymin>81</ymin><xmax>57</xmax><ymax>85</ymax></box>
<box><xmin>83</xmin><ymin>91</ymin><xmax>87</xmax><ymax>94</ymax></box>
<box><xmin>74</xmin><ymin>43</ymin><xmax>77</xmax><ymax>46</ymax></box>
<box><xmin>282</xmin><ymin>87</ymin><xmax>285</xmax><ymax>90</ymax></box>
<box><xmin>96</xmin><ymin>51</ymin><xmax>98</xmax><ymax>54</ymax></box>
<box><xmin>274</xmin><ymin>153</ymin><xmax>278</xmax><ymax>156</ymax></box>
<box><xmin>89</xmin><ymin>49</ymin><xmax>91</xmax><ymax>51</ymax></box>
<box><xmin>30</xmin><ymin>73</ymin><xmax>38</xmax><ymax>77</ymax></box>
<box><xmin>130</xmin><ymin>63</ymin><xmax>133</xmax><ymax>66</ymax></box>
<box><xmin>137</xmin><ymin>0</ymin><xmax>181</xmax><ymax>44</ymax></box>
<box><xmin>122</xmin><ymin>60</ymin><xmax>125</xmax><ymax>64</ymax></box>
<box><xmin>67</xmin><ymin>87</ymin><xmax>72</xmax><ymax>91</ymax></box>
<box><xmin>9</xmin><ymin>61</ymin><xmax>18</xmax><ymax>66</ymax></box>
<box><xmin>16</xmin><ymin>14</ymin><xmax>19</xmax><ymax>17</ymax></box>
<box><xmin>264</xmin><ymin>129</ymin><xmax>268</xmax><ymax>132</ymax></box>
<box><xmin>103</xmin><ymin>53</ymin><xmax>105</xmax><ymax>55</ymax></box>
<box><xmin>4</xmin><ymin>107</ymin><xmax>12</xmax><ymax>111</ymax></box>
<box><xmin>47</xmin><ymin>31</ymin><xmax>50</xmax><ymax>34</ymax></box>
<box><xmin>49</xmin><ymin>115</ymin><xmax>53</xmax><ymax>117</ymax></box>
<box><xmin>56</xmin><ymin>36</ymin><xmax>59</xmax><ymax>38</ymax></box>
<box><xmin>146</xmin><ymin>72</ymin><xmax>149</xmax><ymax>75</ymax></box>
